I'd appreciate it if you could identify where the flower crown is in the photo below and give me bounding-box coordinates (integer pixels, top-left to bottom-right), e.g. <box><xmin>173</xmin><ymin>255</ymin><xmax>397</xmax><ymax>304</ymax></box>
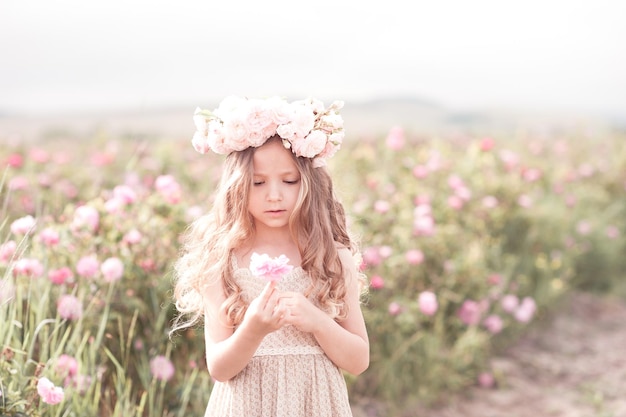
<box><xmin>192</xmin><ymin>96</ymin><xmax>345</xmax><ymax>167</ymax></box>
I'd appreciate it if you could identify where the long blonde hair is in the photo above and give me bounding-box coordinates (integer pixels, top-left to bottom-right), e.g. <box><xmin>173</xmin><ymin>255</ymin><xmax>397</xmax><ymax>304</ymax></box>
<box><xmin>170</xmin><ymin>137</ymin><xmax>359</xmax><ymax>334</ymax></box>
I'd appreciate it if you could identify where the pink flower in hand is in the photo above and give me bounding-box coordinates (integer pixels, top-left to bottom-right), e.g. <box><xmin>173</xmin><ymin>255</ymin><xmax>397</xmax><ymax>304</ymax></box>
<box><xmin>37</xmin><ymin>377</ymin><xmax>64</xmax><ymax>405</ymax></box>
<box><xmin>249</xmin><ymin>253</ymin><xmax>293</xmax><ymax>282</ymax></box>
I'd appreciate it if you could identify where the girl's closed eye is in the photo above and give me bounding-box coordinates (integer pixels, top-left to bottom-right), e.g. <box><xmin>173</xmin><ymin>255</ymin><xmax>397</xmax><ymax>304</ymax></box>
<box><xmin>284</xmin><ymin>179</ymin><xmax>300</xmax><ymax>184</ymax></box>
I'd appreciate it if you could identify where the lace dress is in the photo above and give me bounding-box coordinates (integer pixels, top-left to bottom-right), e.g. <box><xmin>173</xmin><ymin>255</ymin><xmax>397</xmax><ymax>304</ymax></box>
<box><xmin>204</xmin><ymin>257</ymin><xmax>353</xmax><ymax>417</ymax></box>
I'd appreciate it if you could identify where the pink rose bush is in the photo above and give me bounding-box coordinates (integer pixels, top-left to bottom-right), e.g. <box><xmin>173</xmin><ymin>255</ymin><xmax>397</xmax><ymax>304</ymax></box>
<box><xmin>0</xmin><ymin>157</ymin><xmax>199</xmax><ymax>414</ymax></box>
<box><xmin>0</xmin><ymin>118</ymin><xmax>624</xmax><ymax>414</ymax></box>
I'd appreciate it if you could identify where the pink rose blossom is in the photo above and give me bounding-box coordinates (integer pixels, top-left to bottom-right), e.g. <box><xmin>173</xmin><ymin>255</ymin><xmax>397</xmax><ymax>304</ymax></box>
<box><xmin>13</xmin><ymin>258</ymin><xmax>44</xmax><ymax>278</ymax></box>
<box><xmin>499</xmin><ymin>149</ymin><xmax>519</xmax><ymax>170</ymax></box>
<box><xmin>113</xmin><ymin>184</ymin><xmax>137</xmax><ymax>204</ymax></box>
<box><xmin>76</xmin><ymin>256</ymin><xmax>100</xmax><ymax>278</ymax></box>
<box><xmin>100</xmin><ymin>257</ymin><xmax>124</xmax><ymax>283</ymax></box>
<box><xmin>90</xmin><ymin>152</ymin><xmax>114</xmax><ymax>166</ymax></box>
<box><xmin>576</xmin><ymin>221</ymin><xmax>592</xmax><ymax>236</ymax></box>
<box><xmin>369</xmin><ymin>275</ymin><xmax>384</xmax><ymax>289</ymax></box>
<box><xmin>249</xmin><ymin>253</ymin><xmax>293</xmax><ymax>282</ymax></box>
<box><xmin>385</xmin><ymin>126</ymin><xmax>405</xmax><ymax>151</ymax></box>
<box><xmin>481</xmin><ymin>195</ymin><xmax>499</xmax><ymax>209</ymax></box>
<box><xmin>606</xmin><ymin>226</ymin><xmax>619</xmax><ymax>239</ymax></box>
<box><xmin>500</xmin><ymin>294</ymin><xmax>519</xmax><ymax>313</ymax></box>
<box><xmin>58</xmin><ymin>179</ymin><xmax>78</xmax><ymax>199</ymax></box>
<box><xmin>457</xmin><ymin>299</ymin><xmax>483</xmax><ymax>325</ymax></box>
<box><xmin>413</xmin><ymin>202</ymin><xmax>432</xmax><ymax>217</ymax></box>
<box><xmin>104</xmin><ymin>197</ymin><xmax>125</xmax><ymax>214</ymax></box>
<box><xmin>55</xmin><ymin>354</ymin><xmax>79</xmax><ymax>378</ymax></box>
<box><xmin>139</xmin><ymin>258</ymin><xmax>156</xmax><ymax>272</ymax></box>
<box><xmin>123</xmin><ymin>229</ymin><xmax>143</xmax><ymax>244</ymax></box>
<box><xmin>522</xmin><ymin>168</ymin><xmax>542</xmax><ymax>182</ymax></box>
<box><xmin>39</xmin><ymin>228</ymin><xmax>60</xmax><ymax>247</ymax></box>
<box><xmin>72</xmin><ymin>205</ymin><xmax>100</xmax><ymax>232</ymax></box>
<box><xmin>374</xmin><ymin>200</ymin><xmax>391</xmax><ymax>214</ymax></box>
<box><xmin>388</xmin><ymin>302</ymin><xmax>402</xmax><ymax>316</ymax></box>
<box><xmin>412</xmin><ymin>165</ymin><xmax>429</xmax><ymax>178</ymax></box>
<box><xmin>426</xmin><ymin>150</ymin><xmax>444</xmax><ymax>171</ymax></box>
<box><xmin>7</xmin><ymin>153</ymin><xmax>24</xmax><ymax>167</ymax></box>
<box><xmin>477</xmin><ymin>372</ymin><xmax>495</xmax><ymax>388</ymax></box>
<box><xmin>487</xmin><ymin>274</ymin><xmax>502</xmax><ymax>285</ymax></box>
<box><xmin>291</xmin><ymin>130</ymin><xmax>327</xmax><ymax>158</ymax></box>
<box><xmin>155</xmin><ymin>175</ymin><xmax>182</xmax><ymax>204</ymax></box>
<box><xmin>565</xmin><ymin>194</ymin><xmax>577</xmax><ymax>208</ymax></box>
<box><xmin>37</xmin><ymin>377</ymin><xmax>64</xmax><ymax>405</ymax></box>
<box><xmin>578</xmin><ymin>163</ymin><xmax>595</xmax><ymax>178</ymax></box>
<box><xmin>447</xmin><ymin>174</ymin><xmax>465</xmax><ymax>190</ymax></box>
<box><xmin>418</xmin><ymin>291</ymin><xmax>438</xmax><ymax>316</ymax></box>
<box><xmin>150</xmin><ymin>355</ymin><xmax>175</xmax><ymax>381</ymax></box>
<box><xmin>479</xmin><ymin>137</ymin><xmax>495</xmax><ymax>152</ymax></box>
<box><xmin>517</xmin><ymin>194</ymin><xmax>533</xmax><ymax>208</ymax></box>
<box><xmin>186</xmin><ymin>205</ymin><xmax>204</xmax><ymax>221</ymax></box>
<box><xmin>405</xmin><ymin>249</ymin><xmax>424</xmax><ymax>265</ymax></box>
<box><xmin>192</xmin><ymin>130</ymin><xmax>211</xmax><ymax>154</ymax></box>
<box><xmin>413</xmin><ymin>213</ymin><xmax>435</xmax><ymax>236</ymax></box>
<box><xmin>30</xmin><ymin>147</ymin><xmax>50</xmax><ymax>163</ymax></box>
<box><xmin>57</xmin><ymin>295</ymin><xmax>83</xmax><ymax>320</ymax></box>
<box><xmin>483</xmin><ymin>314</ymin><xmax>504</xmax><ymax>334</ymax></box>
<box><xmin>10</xmin><ymin>215</ymin><xmax>36</xmax><ymax>235</ymax></box>
<box><xmin>362</xmin><ymin>247</ymin><xmax>383</xmax><ymax>267</ymax></box>
<box><xmin>48</xmin><ymin>267</ymin><xmax>74</xmax><ymax>285</ymax></box>
<box><xmin>455</xmin><ymin>186</ymin><xmax>472</xmax><ymax>201</ymax></box>
<box><xmin>0</xmin><ymin>240</ymin><xmax>17</xmax><ymax>263</ymax></box>
<box><xmin>448</xmin><ymin>195</ymin><xmax>464</xmax><ymax>210</ymax></box>
<box><xmin>514</xmin><ymin>297</ymin><xmax>536</xmax><ymax>323</ymax></box>
<box><xmin>8</xmin><ymin>176</ymin><xmax>29</xmax><ymax>190</ymax></box>
<box><xmin>378</xmin><ymin>246</ymin><xmax>393</xmax><ymax>258</ymax></box>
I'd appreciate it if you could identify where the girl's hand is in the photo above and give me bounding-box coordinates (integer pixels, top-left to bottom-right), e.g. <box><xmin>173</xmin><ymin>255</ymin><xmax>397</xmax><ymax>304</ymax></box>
<box><xmin>278</xmin><ymin>292</ymin><xmax>326</xmax><ymax>333</ymax></box>
<box><xmin>242</xmin><ymin>281</ymin><xmax>288</xmax><ymax>337</ymax></box>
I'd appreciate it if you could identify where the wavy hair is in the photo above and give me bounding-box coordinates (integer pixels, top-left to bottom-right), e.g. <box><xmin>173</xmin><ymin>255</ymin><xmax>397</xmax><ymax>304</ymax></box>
<box><xmin>170</xmin><ymin>137</ymin><xmax>361</xmax><ymax>335</ymax></box>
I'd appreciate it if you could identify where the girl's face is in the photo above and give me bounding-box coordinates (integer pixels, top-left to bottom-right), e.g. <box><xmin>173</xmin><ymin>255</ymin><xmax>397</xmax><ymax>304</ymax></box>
<box><xmin>248</xmin><ymin>138</ymin><xmax>301</xmax><ymax>233</ymax></box>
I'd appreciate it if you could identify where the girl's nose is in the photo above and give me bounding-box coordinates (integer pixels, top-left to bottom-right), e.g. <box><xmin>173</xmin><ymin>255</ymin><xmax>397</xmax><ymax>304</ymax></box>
<box><xmin>267</xmin><ymin>182</ymin><xmax>282</xmax><ymax>201</ymax></box>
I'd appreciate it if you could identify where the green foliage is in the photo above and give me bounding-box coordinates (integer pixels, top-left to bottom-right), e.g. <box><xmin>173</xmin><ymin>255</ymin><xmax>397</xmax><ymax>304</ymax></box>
<box><xmin>1</xmin><ymin>126</ymin><xmax>624</xmax><ymax>414</ymax></box>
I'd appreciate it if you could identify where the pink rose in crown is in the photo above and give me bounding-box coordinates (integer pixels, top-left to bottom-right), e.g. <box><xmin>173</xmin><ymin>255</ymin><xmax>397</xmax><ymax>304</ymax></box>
<box><xmin>249</xmin><ymin>252</ymin><xmax>294</xmax><ymax>283</ymax></box>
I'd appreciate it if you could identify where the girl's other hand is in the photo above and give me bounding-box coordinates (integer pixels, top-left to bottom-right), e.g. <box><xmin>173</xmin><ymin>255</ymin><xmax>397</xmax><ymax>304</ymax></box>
<box><xmin>278</xmin><ymin>292</ymin><xmax>325</xmax><ymax>333</ymax></box>
<box><xmin>242</xmin><ymin>281</ymin><xmax>288</xmax><ymax>336</ymax></box>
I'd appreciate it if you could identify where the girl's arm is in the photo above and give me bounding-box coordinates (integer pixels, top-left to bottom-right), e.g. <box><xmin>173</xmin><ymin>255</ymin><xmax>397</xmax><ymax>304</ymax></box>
<box><xmin>204</xmin><ymin>280</ymin><xmax>289</xmax><ymax>382</ymax></box>
<box><xmin>278</xmin><ymin>248</ymin><xmax>370</xmax><ymax>375</ymax></box>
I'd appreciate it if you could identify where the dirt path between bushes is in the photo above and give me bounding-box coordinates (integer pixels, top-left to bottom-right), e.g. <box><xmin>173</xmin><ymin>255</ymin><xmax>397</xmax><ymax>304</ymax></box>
<box><xmin>353</xmin><ymin>291</ymin><xmax>626</xmax><ymax>417</ymax></box>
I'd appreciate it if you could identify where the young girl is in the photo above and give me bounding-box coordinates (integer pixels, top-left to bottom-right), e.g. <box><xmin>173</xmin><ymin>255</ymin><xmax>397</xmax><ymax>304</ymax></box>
<box><xmin>171</xmin><ymin>96</ymin><xmax>369</xmax><ymax>416</ymax></box>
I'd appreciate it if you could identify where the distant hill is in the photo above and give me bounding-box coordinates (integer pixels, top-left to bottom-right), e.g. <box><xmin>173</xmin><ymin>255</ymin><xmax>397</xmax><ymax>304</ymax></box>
<box><xmin>0</xmin><ymin>96</ymin><xmax>616</xmax><ymax>143</ymax></box>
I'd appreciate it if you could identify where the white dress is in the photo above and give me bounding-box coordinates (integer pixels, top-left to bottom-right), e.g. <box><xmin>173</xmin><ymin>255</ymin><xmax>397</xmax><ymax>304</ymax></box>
<box><xmin>204</xmin><ymin>257</ymin><xmax>353</xmax><ymax>417</ymax></box>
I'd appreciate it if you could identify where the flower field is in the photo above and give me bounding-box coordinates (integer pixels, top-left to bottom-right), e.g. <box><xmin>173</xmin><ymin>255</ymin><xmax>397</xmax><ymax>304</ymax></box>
<box><xmin>1</xmin><ymin>122</ymin><xmax>625</xmax><ymax>416</ymax></box>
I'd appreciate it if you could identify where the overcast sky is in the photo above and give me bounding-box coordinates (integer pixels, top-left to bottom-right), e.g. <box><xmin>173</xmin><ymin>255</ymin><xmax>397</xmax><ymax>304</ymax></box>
<box><xmin>1</xmin><ymin>0</ymin><xmax>625</xmax><ymax>120</ymax></box>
